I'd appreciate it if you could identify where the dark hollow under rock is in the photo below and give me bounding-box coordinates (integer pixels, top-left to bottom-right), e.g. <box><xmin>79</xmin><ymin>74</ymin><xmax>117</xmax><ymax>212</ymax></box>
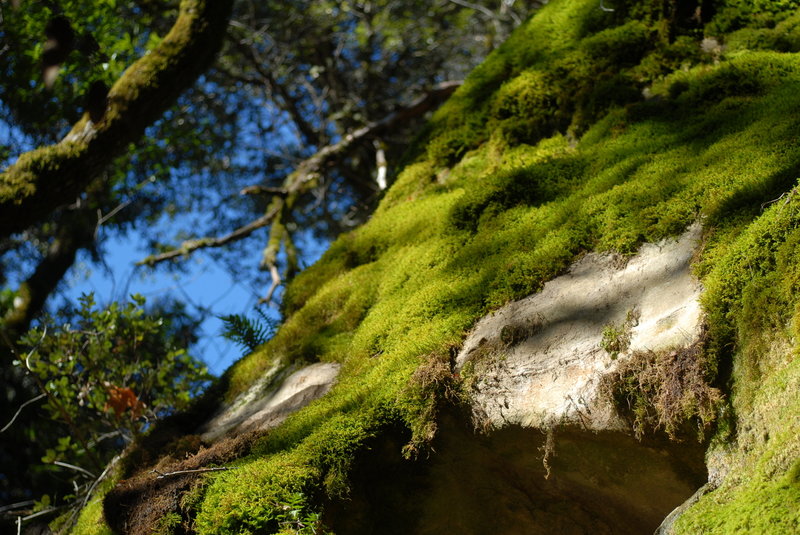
<box><xmin>326</xmin><ymin>416</ymin><xmax>706</xmax><ymax>535</ymax></box>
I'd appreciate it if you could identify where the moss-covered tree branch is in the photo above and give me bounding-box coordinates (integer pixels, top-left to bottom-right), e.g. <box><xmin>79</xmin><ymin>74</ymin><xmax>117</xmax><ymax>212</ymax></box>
<box><xmin>0</xmin><ymin>0</ymin><xmax>234</xmax><ymax>240</ymax></box>
<box><xmin>137</xmin><ymin>202</ymin><xmax>284</xmax><ymax>265</ymax></box>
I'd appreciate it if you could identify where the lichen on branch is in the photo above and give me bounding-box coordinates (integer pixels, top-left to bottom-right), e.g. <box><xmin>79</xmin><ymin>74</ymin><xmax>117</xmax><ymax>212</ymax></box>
<box><xmin>0</xmin><ymin>0</ymin><xmax>234</xmax><ymax>239</ymax></box>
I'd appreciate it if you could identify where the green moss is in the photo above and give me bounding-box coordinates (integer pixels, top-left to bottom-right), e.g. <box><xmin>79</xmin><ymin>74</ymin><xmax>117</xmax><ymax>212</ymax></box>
<box><xmin>68</xmin><ymin>463</ymin><xmax>120</xmax><ymax>535</ymax></box>
<box><xmin>110</xmin><ymin>0</ymin><xmax>800</xmax><ymax>532</ymax></box>
<box><xmin>724</xmin><ymin>11</ymin><xmax>800</xmax><ymax>53</ymax></box>
<box><xmin>69</xmin><ymin>498</ymin><xmax>113</xmax><ymax>535</ymax></box>
<box><xmin>707</xmin><ymin>0</ymin><xmax>800</xmax><ymax>36</ymax></box>
<box><xmin>674</xmin><ymin>357</ymin><xmax>800</xmax><ymax>534</ymax></box>
<box><xmin>153</xmin><ymin>512</ymin><xmax>182</xmax><ymax>535</ymax></box>
<box><xmin>215</xmin><ymin>59</ymin><xmax>800</xmax><ymax>526</ymax></box>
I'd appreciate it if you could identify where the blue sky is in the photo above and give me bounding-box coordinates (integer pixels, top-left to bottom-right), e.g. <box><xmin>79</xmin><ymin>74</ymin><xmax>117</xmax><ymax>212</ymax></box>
<box><xmin>61</xmin><ymin>217</ymin><xmax>330</xmax><ymax>376</ymax></box>
<box><xmin>67</xmin><ymin>236</ymin><xmax>254</xmax><ymax>376</ymax></box>
<box><xmin>65</xmin><ymin>227</ymin><xmax>271</xmax><ymax>376</ymax></box>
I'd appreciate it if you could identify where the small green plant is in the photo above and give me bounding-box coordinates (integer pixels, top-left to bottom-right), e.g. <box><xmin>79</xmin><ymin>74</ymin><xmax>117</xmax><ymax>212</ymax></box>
<box><xmin>273</xmin><ymin>492</ymin><xmax>330</xmax><ymax>535</ymax></box>
<box><xmin>600</xmin><ymin>309</ymin><xmax>638</xmax><ymax>359</ymax></box>
<box><xmin>11</xmin><ymin>293</ymin><xmax>210</xmax><ymax>530</ymax></box>
<box><xmin>220</xmin><ymin>308</ymin><xmax>277</xmax><ymax>355</ymax></box>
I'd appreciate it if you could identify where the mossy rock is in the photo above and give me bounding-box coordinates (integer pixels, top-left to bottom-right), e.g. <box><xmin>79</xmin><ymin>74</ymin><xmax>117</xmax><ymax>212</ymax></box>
<box><xmin>72</xmin><ymin>0</ymin><xmax>800</xmax><ymax>533</ymax></box>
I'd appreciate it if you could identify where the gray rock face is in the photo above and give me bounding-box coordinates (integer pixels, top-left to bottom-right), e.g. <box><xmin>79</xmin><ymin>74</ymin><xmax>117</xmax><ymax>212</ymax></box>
<box><xmin>199</xmin><ymin>361</ymin><xmax>341</xmax><ymax>442</ymax></box>
<box><xmin>456</xmin><ymin>223</ymin><xmax>704</xmax><ymax>432</ymax></box>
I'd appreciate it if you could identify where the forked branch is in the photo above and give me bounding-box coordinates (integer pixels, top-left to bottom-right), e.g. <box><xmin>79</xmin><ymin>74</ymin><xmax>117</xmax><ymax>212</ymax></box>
<box><xmin>138</xmin><ymin>80</ymin><xmax>462</xmax><ymax>269</ymax></box>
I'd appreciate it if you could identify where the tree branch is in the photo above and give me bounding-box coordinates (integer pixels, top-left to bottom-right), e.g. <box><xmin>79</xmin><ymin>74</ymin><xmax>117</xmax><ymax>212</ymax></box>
<box><xmin>240</xmin><ymin>185</ymin><xmax>288</xmax><ymax>197</ymax></box>
<box><xmin>286</xmin><ymin>79</ymin><xmax>462</xmax><ymax>191</ymax></box>
<box><xmin>1</xmin><ymin>208</ymin><xmax>97</xmax><ymax>343</ymax></box>
<box><xmin>138</xmin><ymin>202</ymin><xmax>283</xmax><ymax>266</ymax></box>
<box><xmin>138</xmin><ymin>81</ymin><xmax>463</xmax><ymax>268</ymax></box>
<box><xmin>0</xmin><ymin>0</ymin><xmax>235</xmax><ymax>239</ymax></box>
<box><xmin>151</xmin><ymin>466</ymin><xmax>232</xmax><ymax>479</ymax></box>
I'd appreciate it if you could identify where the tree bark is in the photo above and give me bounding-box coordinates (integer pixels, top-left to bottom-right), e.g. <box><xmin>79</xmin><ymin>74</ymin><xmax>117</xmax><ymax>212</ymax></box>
<box><xmin>1</xmin><ymin>208</ymin><xmax>96</xmax><ymax>344</ymax></box>
<box><xmin>0</xmin><ymin>0</ymin><xmax>234</xmax><ymax>239</ymax></box>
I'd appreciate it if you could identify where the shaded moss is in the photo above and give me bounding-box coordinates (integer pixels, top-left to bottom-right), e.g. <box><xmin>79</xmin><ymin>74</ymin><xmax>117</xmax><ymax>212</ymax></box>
<box><xmin>674</xmin><ymin>356</ymin><xmax>800</xmax><ymax>533</ymax></box>
<box><xmin>66</xmin><ymin>461</ymin><xmax>121</xmax><ymax>535</ymax></box>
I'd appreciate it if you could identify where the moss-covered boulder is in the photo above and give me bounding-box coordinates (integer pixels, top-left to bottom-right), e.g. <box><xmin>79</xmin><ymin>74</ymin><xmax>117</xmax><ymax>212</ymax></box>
<box><xmin>72</xmin><ymin>0</ymin><xmax>800</xmax><ymax>533</ymax></box>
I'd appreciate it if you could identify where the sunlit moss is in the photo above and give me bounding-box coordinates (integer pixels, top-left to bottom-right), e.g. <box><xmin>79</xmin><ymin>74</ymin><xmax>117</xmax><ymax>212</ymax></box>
<box><xmin>108</xmin><ymin>0</ymin><xmax>800</xmax><ymax>532</ymax></box>
<box><xmin>67</xmin><ymin>465</ymin><xmax>120</xmax><ymax>535</ymax></box>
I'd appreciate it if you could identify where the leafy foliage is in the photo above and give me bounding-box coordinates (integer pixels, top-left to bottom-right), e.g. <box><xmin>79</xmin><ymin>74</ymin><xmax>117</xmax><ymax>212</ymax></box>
<box><xmin>220</xmin><ymin>309</ymin><xmax>277</xmax><ymax>355</ymax></box>
<box><xmin>10</xmin><ymin>293</ymin><xmax>210</xmax><ymax>525</ymax></box>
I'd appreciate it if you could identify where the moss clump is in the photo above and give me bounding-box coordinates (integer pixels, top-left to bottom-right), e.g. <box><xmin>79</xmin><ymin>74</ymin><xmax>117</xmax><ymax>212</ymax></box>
<box><xmin>674</xmin><ymin>356</ymin><xmax>800</xmax><ymax>533</ymax></box>
<box><xmin>100</xmin><ymin>0</ymin><xmax>800</xmax><ymax>532</ymax></box>
<box><xmin>601</xmin><ymin>337</ymin><xmax>722</xmax><ymax>441</ymax></box>
<box><xmin>671</xmin><ymin>191</ymin><xmax>800</xmax><ymax>532</ymax></box>
<box><xmin>65</xmin><ymin>461</ymin><xmax>121</xmax><ymax>535</ymax></box>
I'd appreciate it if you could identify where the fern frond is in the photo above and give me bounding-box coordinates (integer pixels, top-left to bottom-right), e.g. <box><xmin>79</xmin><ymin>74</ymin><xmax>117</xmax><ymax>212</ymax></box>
<box><xmin>219</xmin><ymin>312</ymin><xmax>276</xmax><ymax>355</ymax></box>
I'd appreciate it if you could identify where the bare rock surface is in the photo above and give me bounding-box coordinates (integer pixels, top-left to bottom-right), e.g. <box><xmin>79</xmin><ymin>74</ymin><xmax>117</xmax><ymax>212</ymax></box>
<box><xmin>199</xmin><ymin>361</ymin><xmax>341</xmax><ymax>442</ymax></box>
<box><xmin>456</xmin><ymin>223</ymin><xmax>704</xmax><ymax>431</ymax></box>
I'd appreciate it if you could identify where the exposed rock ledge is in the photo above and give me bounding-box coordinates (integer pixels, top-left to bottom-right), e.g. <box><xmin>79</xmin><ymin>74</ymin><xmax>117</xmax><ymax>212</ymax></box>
<box><xmin>196</xmin><ymin>226</ymin><xmax>710</xmax><ymax>535</ymax></box>
<box><xmin>199</xmin><ymin>361</ymin><xmax>341</xmax><ymax>442</ymax></box>
<box><xmin>456</xmin><ymin>222</ymin><xmax>705</xmax><ymax>432</ymax></box>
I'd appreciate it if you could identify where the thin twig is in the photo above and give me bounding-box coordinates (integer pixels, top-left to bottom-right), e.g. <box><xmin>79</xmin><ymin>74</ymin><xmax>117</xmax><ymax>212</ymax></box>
<box><xmin>1</xmin><ymin>393</ymin><xmax>46</xmax><ymax>433</ymax></box>
<box><xmin>447</xmin><ymin>0</ymin><xmax>501</xmax><ymax>20</ymax></box>
<box><xmin>23</xmin><ymin>327</ymin><xmax>48</xmax><ymax>371</ymax></box>
<box><xmin>95</xmin><ymin>175</ymin><xmax>155</xmax><ymax>232</ymax></box>
<box><xmin>55</xmin><ymin>455</ymin><xmax>122</xmax><ymax>532</ymax></box>
<box><xmin>52</xmin><ymin>461</ymin><xmax>97</xmax><ymax>479</ymax></box>
<box><xmin>259</xmin><ymin>264</ymin><xmax>282</xmax><ymax>305</ymax></box>
<box><xmin>761</xmin><ymin>187</ymin><xmax>797</xmax><ymax>211</ymax></box>
<box><xmin>240</xmin><ymin>185</ymin><xmax>288</xmax><ymax>197</ymax></box>
<box><xmin>151</xmin><ymin>466</ymin><xmax>233</xmax><ymax>479</ymax></box>
<box><xmin>0</xmin><ymin>500</ymin><xmax>35</xmax><ymax>514</ymax></box>
<box><xmin>20</xmin><ymin>505</ymin><xmax>64</xmax><ymax>522</ymax></box>
<box><xmin>138</xmin><ymin>203</ymin><xmax>282</xmax><ymax>265</ymax></box>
